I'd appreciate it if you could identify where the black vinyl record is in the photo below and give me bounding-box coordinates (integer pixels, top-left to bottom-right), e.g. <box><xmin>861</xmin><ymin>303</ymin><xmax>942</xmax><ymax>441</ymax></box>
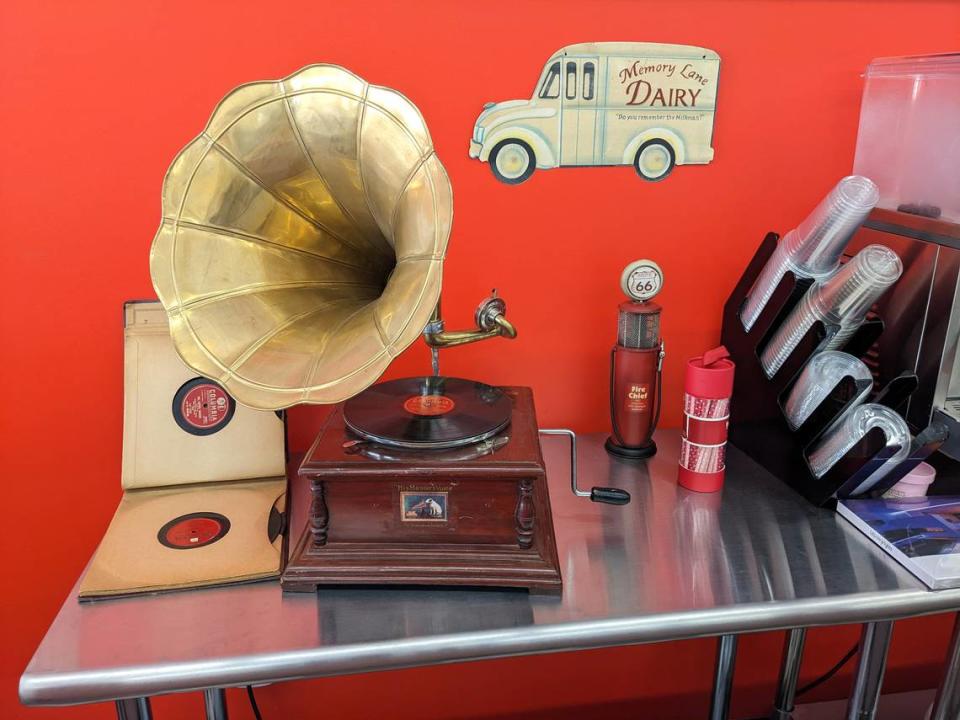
<box><xmin>157</xmin><ymin>512</ymin><xmax>231</xmax><ymax>550</ymax></box>
<box><xmin>343</xmin><ymin>377</ymin><xmax>511</xmax><ymax>449</ymax></box>
<box><xmin>172</xmin><ymin>377</ymin><xmax>236</xmax><ymax>436</ymax></box>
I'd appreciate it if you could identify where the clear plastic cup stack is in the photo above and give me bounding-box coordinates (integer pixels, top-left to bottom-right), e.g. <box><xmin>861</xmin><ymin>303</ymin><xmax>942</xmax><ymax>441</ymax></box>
<box><xmin>759</xmin><ymin>244</ymin><xmax>902</xmax><ymax>378</ymax></box>
<box><xmin>740</xmin><ymin>176</ymin><xmax>880</xmax><ymax>331</ymax></box>
<box><xmin>783</xmin><ymin>351</ymin><xmax>874</xmax><ymax>430</ymax></box>
<box><xmin>807</xmin><ymin>403</ymin><xmax>911</xmax><ymax>495</ymax></box>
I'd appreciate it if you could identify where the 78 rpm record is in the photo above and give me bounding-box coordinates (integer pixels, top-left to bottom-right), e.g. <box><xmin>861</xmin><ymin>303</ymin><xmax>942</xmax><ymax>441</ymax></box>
<box><xmin>172</xmin><ymin>377</ymin><xmax>236</xmax><ymax>436</ymax></box>
<box><xmin>78</xmin><ymin>478</ymin><xmax>286</xmax><ymax>599</ymax></box>
<box><xmin>343</xmin><ymin>377</ymin><xmax>511</xmax><ymax>449</ymax></box>
<box><xmin>158</xmin><ymin>512</ymin><xmax>231</xmax><ymax>549</ymax></box>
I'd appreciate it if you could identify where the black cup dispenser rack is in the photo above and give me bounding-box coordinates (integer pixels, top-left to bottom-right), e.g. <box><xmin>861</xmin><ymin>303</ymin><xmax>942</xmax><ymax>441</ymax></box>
<box><xmin>720</xmin><ymin>231</ymin><xmax>950</xmax><ymax>507</ymax></box>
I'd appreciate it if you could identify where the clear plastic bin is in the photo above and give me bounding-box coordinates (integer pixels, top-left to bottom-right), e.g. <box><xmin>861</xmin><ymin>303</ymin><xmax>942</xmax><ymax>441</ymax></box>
<box><xmin>853</xmin><ymin>53</ymin><xmax>960</xmax><ymax>222</ymax></box>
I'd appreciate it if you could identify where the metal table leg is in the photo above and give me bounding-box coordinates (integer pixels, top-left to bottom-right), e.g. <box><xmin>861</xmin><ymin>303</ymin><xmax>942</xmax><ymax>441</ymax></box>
<box><xmin>930</xmin><ymin>613</ymin><xmax>960</xmax><ymax>720</ymax></box>
<box><xmin>115</xmin><ymin>697</ymin><xmax>152</xmax><ymax>720</ymax></box>
<box><xmin>710</xmin><ymin>634</ymin><xmax>738</xmax><ymax>720</ymax></box>
<box><xmin>771</xmin><ymin>628</ymin><xmax>806</xmax><ymax>720</ymax></box>
<box><xmin>845</xmin><ymin>621</ymin><xmax>893</xmax><ymax>720</ymax></box>
<box><xmin>204</xmin><ymin>688</ymin><xmax>229</xmax><ymax>720</ymax></box>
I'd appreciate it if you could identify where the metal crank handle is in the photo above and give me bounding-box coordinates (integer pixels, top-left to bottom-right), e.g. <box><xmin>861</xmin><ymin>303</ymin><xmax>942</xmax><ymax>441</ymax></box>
<box><xmin>539</xmin><ymin>429</ymin><xmax>631</xmax><ymax>505</ymax></box>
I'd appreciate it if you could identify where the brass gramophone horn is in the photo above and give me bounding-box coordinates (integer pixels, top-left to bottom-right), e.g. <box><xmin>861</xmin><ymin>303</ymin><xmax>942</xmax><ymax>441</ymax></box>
<box><xmin>149</xmin><ymin>65</ymin><xmax>453</xmax><ymax>410</ymax></box>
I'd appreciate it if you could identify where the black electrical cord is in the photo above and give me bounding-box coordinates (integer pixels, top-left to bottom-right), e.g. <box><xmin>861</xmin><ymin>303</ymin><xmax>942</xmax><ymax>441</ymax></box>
<box><xmin>742</xmin><ymin>641</ymin><xmax>862</xmax><ymax>720</ymax></box>
<box><xmin>247</xmin><ymin>685</ymin><xmax>264</xmax><ymax>720</ymax></box>
<box><xmin>795</xmin><ymin>642</ymin><xmax>860</xmax><ymax>698</ymax></box>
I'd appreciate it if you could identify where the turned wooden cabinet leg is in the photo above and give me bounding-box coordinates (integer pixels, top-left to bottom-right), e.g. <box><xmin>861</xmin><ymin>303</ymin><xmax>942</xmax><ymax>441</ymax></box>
<box><xmin>310</xmin><ymin>480</ymin><xmax>329</xmax><ymax>547</ymax></box>
<box><xmin>515</xmin><ymin>478</ymin><xmax>535</xmax><ymax>548</ymax></box>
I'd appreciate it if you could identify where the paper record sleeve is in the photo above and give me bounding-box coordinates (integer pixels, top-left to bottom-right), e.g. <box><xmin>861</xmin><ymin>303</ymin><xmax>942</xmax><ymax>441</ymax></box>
<box><xmin>79</xmin><ymin>478</ymin><xmax>286</xmax><ymax>599</ymax></box>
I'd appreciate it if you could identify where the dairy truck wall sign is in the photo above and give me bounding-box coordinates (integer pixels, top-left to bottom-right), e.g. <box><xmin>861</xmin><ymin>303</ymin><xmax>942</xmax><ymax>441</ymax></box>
<box><xmin>469</xmin><ymin>42</ymin><xmax>720</xmax><ymax>184</ymax></box>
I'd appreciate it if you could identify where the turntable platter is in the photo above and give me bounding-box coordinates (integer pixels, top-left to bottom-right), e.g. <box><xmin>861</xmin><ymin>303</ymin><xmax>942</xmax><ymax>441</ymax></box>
<box><xmin>343</xmin><ymin>377</ymin><xmax>511</xmax><ymax>449</ymax></box>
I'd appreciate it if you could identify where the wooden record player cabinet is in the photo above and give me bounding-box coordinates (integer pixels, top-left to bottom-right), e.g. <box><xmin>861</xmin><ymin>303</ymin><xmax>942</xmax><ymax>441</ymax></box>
<box><xmin>281</xmin><ymin>387</ymin><xmax>562</xmax><ymax>593</ymax></box>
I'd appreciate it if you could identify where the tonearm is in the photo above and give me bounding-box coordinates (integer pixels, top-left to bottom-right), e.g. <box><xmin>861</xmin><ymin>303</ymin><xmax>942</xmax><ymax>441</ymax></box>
<box><xmin>422</xmin><ymin>290</ymin><xmax>517</xmax><ymax>375</ymax></box>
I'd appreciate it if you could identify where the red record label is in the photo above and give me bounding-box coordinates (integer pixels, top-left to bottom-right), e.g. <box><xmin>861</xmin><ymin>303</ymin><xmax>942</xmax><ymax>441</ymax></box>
<box><xmin>403</xmin><ymin>394</ymin><xmax>456</xmax><ymax>416</ymax></box>
<box><xmin>158</xmin><ymin>512</ymin><xmax>230</xmax><ymax>550</ymax></box>
<box><xmin>181</xmin><ymin>384</ymin><xmax>229</xmax><ymax>428</ymax></box>
<box><xmin>172</xmin><ymin>378</ymin><xmax>236</xmax><ymax>436</ymax></box>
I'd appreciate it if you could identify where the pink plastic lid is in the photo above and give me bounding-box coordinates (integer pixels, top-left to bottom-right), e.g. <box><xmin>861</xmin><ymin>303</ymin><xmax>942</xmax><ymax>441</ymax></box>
<box><xmin>899</xmin><ymin>462</ymin><xmax>936</xmax><ymax>486</ymax></box>
<box><xmin>685</xmin><ymin>345</ymin><xmax>735</xmax><ymax>399</ymax></box>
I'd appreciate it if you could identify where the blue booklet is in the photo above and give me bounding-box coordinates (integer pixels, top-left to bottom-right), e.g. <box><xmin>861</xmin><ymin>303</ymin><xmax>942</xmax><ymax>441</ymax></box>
<box><xmin>837</xmin><ymin>496</ymin><xmax>960</xmax><ymax>590</ymax></box>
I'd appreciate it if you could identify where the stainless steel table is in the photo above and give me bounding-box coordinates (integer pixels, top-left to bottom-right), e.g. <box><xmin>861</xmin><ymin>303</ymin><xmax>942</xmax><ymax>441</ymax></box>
<box><xmin>20</xmin><ymin>431</ymin><xmax>960</xmax><ymax>719</ymax></box>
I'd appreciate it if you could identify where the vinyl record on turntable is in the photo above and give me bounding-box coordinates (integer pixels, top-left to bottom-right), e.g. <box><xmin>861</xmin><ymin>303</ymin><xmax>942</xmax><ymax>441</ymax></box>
<box><xmin>343</xmin><ymin>377</ymin><xmax>512</xmax><ymax>449</ymax></box>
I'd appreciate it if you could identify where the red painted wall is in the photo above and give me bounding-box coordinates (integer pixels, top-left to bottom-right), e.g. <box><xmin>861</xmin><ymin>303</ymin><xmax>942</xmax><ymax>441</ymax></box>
<box><xmin>3</xmin><ymin>1</ymin><xmax>960</xmax><ymax>718</ymax></box>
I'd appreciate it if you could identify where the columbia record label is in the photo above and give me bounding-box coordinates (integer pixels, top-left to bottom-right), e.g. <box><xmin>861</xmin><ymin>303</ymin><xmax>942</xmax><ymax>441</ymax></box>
<box><xmin>158</xmin><ymin>512</ymin><xmax>231</xmax><ymax>549</ymax></box>
<box><xmin>172</xmin><ymin>377</ymin><xmax>236</xmax><ymax>435</ymax></box>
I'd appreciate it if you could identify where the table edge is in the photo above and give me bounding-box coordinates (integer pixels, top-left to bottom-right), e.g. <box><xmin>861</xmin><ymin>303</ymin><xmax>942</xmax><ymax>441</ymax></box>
<box><xmin>20</xmin><ymin>588</ymin><xmax>960</xmax><ymax>706</ymax></box>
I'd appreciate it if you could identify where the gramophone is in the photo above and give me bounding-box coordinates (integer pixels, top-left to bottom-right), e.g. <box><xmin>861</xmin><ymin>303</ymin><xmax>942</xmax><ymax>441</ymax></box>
<box><xmin>149</xmin><ymin>65</ymin><xmax>562</xmax><ymax>592</ymax></box>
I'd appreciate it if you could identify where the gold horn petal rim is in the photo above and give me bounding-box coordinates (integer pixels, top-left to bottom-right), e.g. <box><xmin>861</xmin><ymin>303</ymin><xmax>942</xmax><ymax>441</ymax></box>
<box><xmin>149</xmin><ymin>64</ymin><xmax>452</xmax><ymax>410</ymax></box>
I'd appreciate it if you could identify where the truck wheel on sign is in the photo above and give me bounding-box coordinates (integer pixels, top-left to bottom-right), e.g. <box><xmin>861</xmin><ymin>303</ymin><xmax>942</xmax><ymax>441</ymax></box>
<box><xmin>490</xmin><ymin>139</ymin><xmax>536</xmax><ymax>184</ymax></box>
<box><xmin>634</xmin><ymin>140</ymin><xmax>675</xmax><ymax>182</ymax></box>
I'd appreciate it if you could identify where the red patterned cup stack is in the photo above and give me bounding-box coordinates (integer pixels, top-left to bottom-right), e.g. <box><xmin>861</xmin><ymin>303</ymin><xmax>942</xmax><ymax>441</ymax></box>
<box><xmin>678</xmin><ymin>346</ymin><xmax>735</xmax><ymax>493</ymax></box>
